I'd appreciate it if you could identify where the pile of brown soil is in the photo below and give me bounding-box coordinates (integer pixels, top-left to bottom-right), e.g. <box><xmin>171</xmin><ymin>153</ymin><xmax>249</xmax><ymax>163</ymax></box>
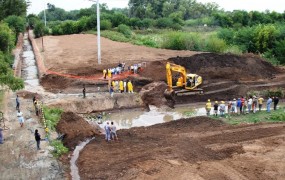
<box><xmin>169</xmin><ymin>53</ymin><xmax>278</xmax><ymax>81</ymax></box>
<box><xmin>56</xmin><ymin>112</ymin><xmax>100</xmax><ymax>149</ymax></box>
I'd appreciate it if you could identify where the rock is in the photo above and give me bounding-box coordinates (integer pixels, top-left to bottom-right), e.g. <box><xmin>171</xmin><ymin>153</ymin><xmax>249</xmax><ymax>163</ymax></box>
<box><xmin>139</xmin><ymin>81</ymin><xmax>170</xmax><ymax>108</ymax></box>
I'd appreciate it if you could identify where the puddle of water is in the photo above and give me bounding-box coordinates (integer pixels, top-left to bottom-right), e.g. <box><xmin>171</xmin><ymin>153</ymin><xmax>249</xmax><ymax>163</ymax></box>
<box><xmin>70</xmin><ymin>138</ymin><xmax>94</xmax><ymax>180</ymax></box>
<box><xmin>98</xmin><ymin>105</ymin><xmax>223</xmax><ymax>130</ymax></box>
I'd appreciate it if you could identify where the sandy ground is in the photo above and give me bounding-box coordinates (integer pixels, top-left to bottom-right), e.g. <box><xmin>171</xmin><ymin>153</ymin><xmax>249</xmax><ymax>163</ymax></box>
<box><xmin>0</xmin><ymin>91</ymin><xmax>65</xmax><ymax>179</ymax></box>
<box><xmin>78</xmin><ymin>117</ymin><xmax>285</xmax><ymax>180</ymax></box>
<box><xmin>36</xmin><ymin>34</ymin><xmax>199</xmax><ymax>74</ymax></box>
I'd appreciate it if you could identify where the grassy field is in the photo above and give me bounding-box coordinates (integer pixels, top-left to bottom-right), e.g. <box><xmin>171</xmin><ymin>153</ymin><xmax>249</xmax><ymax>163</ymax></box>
<box><xmin>212</xmin><ymin>107</ymin><xmax>285</xmax><ymax>125</ymax></box>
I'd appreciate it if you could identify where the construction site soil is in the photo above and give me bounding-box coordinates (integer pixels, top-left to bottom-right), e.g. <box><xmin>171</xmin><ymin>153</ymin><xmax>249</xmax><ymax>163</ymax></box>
<box><xmin>77</xmin><ymin>117</ymin><xmax>285</xmax><ymax>179</ymax></box>
<box><xmin>33</xmin><ymin>34</ymin><xmax>285</xmax><ymax>179</ymax></box>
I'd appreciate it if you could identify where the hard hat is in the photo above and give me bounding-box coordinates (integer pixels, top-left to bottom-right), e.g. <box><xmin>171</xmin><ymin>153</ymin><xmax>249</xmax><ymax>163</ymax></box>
<box><xmin>208</xmin><ymin>99</ymin><xmax>210</xmax><ymax>102</ymax></box>
<box><xmin>221</xmin><ymin>101</ymin><xmax>225</xmax><ymax>104</ymax></box>
<box><xmin>215</xmin><ymin>101</ymin><xmax>218</xmax><ymax>103</ymax></box>
<box><xmin>233</xmin><ymin>98</ymin><xmax>236</xmax><ymax>100</ymax></box>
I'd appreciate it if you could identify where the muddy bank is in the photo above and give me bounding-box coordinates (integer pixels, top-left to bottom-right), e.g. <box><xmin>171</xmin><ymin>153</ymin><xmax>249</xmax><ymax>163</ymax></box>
<box><xmin>47</xmin><ymin>93</ymin><xmax>144</xmax><ymax>113</ymax></box>
<box><xmin>77</xmin><ymin>117</ymin><xmax>285</xmax><ymax>179</ymax></box>
<box><xmin>56</xmin><ymin>112</ymin><xmax>100</xmax><ymax>149</ymax></box>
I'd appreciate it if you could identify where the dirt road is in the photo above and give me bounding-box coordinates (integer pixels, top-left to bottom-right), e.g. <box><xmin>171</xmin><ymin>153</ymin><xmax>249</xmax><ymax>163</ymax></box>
<box><xmin>0</xmin><ymin>92</ymin><xmax>64</xmax><ymax>179</ymax></box>
<box><xmin>78</xmin><ymin>117</ymin><xmax>285</xmax><ymax>179</ymax></box>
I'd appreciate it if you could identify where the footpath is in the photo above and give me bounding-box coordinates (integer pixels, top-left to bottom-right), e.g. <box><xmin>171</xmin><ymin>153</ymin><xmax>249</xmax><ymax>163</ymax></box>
<box><xmin>0</xmin><ymin>91</ymin><xmax>64</xmax><ymax>179</ymax></box>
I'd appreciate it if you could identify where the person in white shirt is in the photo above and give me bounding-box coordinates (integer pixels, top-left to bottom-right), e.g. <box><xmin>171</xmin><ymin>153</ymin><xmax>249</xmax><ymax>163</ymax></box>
<box><xmin>17</xmin><ymin>109</ymin><xmax>24</xmax><ymax>127</ymax></box>
<box><xmin>248</xmin><ymin>96</ymin><xmax>253</xmax><ymax>113</ymax></box>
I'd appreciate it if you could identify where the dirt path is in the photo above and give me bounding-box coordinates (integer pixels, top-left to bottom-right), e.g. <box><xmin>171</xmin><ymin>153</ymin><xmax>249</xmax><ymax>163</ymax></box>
<box><xmin>77</xmin><ymin>117</ymin><xmax>285</xmax><ymax>179</ymax></box>
<box><xmin>0</xmin><ymin>91</ymin><xmax>65</xmax><ymax>179</ymax></box>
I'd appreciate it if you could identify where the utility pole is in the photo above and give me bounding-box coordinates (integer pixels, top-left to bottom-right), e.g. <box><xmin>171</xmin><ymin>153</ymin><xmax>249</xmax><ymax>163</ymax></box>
<box><xmin>97</xmin><ymin>0</ymin><xmax>101</xmax><ymax>64</ymax></box>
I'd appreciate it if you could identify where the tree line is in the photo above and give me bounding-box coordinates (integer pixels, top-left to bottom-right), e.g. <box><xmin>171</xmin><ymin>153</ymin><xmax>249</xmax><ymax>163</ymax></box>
<box><xmin>0</xmin><ymin>0</ymin><xmax>26</xmax><ymax>90</ymax></box>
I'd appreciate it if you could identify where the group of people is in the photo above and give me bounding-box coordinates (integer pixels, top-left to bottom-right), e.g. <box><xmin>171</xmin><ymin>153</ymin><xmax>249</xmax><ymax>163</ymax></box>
<box><xmin>104</xmin><ymin>121</ymin><xmax>118</xmax><ymax>142</ymax></box>
<box><xmin>206</xmin><ymin>96</ymin><xmax>280</xmax><ymax>116</ymax></box>
<box><xmin>14</xmin><ymin>95</ymin><xmax>43</xmax><ymax>149</ymax></box>
<box><xmin>110</xmin><ymin>80</ymin><xmax>133</xmax><ymax>97</ymax></box>
<box><xmin>103</xmin><ymin>62</ymin><xmax>126</xmax><ymax>79</ymax></box>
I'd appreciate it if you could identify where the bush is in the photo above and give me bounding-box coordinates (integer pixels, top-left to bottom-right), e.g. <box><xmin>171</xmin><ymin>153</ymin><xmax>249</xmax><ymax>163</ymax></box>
<box><xmin>155</xmin><ymin>18</ymin><xmax>173</xmax><ymax>29</ymax></box>
<box><xmin>117</xmin><ymin>24</ymin><xmax>132</xmax><ymax>38</ymax></box>
<box><xmin>77</xmin><ymin>16</ymin><xmax>89</xmax><ymax>32</ymax></box>
<box><xmin>270</xmin><ymin>112</ymin><xmax>285</xmax><ymax>122</ymax></box>
<box><xmin>51</xmin><ymin>25</ymin><xmax>63</xmax><ymax>35</ymax></box>
<box><xmin>206</xmin><ymin>36</ymin><xmax>227</xmax><ymax>53</ymax></box>
<box><xmin>224</xmin><ymin>45</ymin><xmax>243</xmax><ymax>55</ymax></box>
<box><xmin>100</xmin><ymin>19</ymin><xmax>112</xmax><ymax>30</ymax></box>
<box><xmin>50</xmin><ymin>140</ymin><xmax>68</xmax><ymax>158</ymax></box>
<box><xmin>4</xmin><ymin>15</ymin><xmax>25</xmax><ymax>36</ymax></box>
<box><xmin>263</xmin><ymin>89</ymin><xmax>284</xmax><ymax>98</ymax></box>
<box><xmin>43</xmin><ymin>106</ymin><xmax>63</xmax><ymax>131</ymax></box>
<box><xmin>34</xmin><ymin>21</ymin><xmax>45</xmax><ymax>38</ymax></box>
<box><xmin>162</xmin><ymin>32</ymin><xmax>204</xmax><ymax>51</ymax></box>
<box><xmin>61</xmin><ymin>21</ymin><xmax>78</xmax><ymax>34</ymax></box>
<box><xmin>0</xmin><ymin>23</ymin><xmax>15</xmax><ymax>52</ymax></box>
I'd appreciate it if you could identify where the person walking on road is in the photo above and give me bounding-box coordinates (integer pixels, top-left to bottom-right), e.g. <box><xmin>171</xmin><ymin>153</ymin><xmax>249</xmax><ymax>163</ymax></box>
<box><xmin>83</xmin><ymin>85</ymin><xmax>86</xmax><ymax>98</ymax></box>
<box><xmin>0</xmin><ymin>128</ymin><xmax>3</xmax><ymax>144</ymax></box>
<box><xmin>258</xmin><ymin>96</ymin><xmax>264</xmax><ymax>111</ymax></box>
<box><xmin>273</xmin><ymin>97</ymin><xmax>279</xmax><ymax>110</ymax></box>
<box><xmin>34</xmin><ymin>129</ymin><xmax>41</xmax><ymax>150</ymax></box>
<box><xmin>205</xmin><ymin>99</ymin><xmax>212</xmax><ymax>116</ymax></box>
<box><xmin>110</xmin><ymin>122</ymin><xmax>118</xmax><ymax>140</ymax></box>
<box><xmin>267</xmin><ymin>97</ymin><xmax>273</xmax><ymax>112</ymax></box>
<box><xmin>104</xmin><ymin>122</ymin><xmax>111</xmax><ymax>142</ymax></box>
<box><xmin>17</xmin><ymin>109</ymin><xmax>24</xmax><ymax>127</ymax></box>
<box><xmin>16</xmin><ymin>95</ymin><xmax>20</xmax><ymax>110</ymax></box>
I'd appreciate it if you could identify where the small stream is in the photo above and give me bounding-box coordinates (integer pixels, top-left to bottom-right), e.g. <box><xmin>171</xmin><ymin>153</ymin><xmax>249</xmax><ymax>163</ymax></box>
<box><xmin>21</xmin><ymin>33</ymin><xmax>45</xmax><ymax>93</ymax></box>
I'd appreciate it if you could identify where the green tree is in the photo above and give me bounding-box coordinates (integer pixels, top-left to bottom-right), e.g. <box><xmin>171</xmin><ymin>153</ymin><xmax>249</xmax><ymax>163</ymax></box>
<box><xmin>0</xmin><ymin>0</ymin><xmax>28</xmax><ymax>20</ymax></box>
<box><xmin>34</xmin><ymin>21</ymin><xmax>45</xmax><ymax>38</ymax></box>
<box><xmin>0</xmin><ymin>23</ymin><xmax>15</xmax><ymax>53</ymax></box>
<box><xmin>274</xmin><ymin>39</ymin><xmax>285</xmax><ymax>64</ymax></box>
<box><xmin>254</xmin><ymin>24</ymin><xmax>278</xmax><ymax>53</ymax></box>
<box><xmin>4</xmin><ymin>15</ymin><xmax>26</xmax><ymax>36</ymax></box>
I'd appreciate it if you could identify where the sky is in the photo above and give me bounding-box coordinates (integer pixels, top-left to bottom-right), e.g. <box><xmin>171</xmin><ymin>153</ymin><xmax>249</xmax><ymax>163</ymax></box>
<box><xmin>27</xmin><ymin>0</ymin><xmax>285</xmax><ymax>15</ymax></box>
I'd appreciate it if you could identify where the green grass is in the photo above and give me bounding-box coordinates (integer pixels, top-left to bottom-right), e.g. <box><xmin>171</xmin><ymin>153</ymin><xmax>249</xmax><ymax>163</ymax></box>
<box><xmin>211</xmin><ymin>107</ymin><xmax>285</xmax><ymax>125</ymax></box>
<box><xmin>50</xmin><ymin>140</ymin><xmax>69</xmax><ymax>158</ymax></box>
<box><xmin>43</xmin><ymin>106</ymin><xmax>63</xmax><ymax>131</ymax></box>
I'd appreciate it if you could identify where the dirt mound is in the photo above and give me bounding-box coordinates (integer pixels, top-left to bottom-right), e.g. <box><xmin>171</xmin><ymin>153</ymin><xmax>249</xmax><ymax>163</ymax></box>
<box><xmin>56</xmin><ymin>112</ymin><xmax>100</xmax><ymax>149</ymax></box>
<box><xmin>170</xmin><ymin>53</ymin><xmax>278</xmax><ymax>81</ymax></box>
<box><xmin>139</xmin><ymin>81</ymin><xmax>172</xmax><ymax>108</ymax></box>
<box><xmin>77</xmin><ymin>116</ymin><xmax>285</xmax><ymax>179</ymax></box>
<box><xmin>40</xmin><ymin>74</ymin><xmax>73</xmax><ymax>92</ymax></box>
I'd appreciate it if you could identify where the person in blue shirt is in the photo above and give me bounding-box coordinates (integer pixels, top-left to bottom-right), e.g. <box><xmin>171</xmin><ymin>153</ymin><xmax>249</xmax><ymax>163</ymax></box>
<box><xmin>266</xmin><ymin>97</ymin><xmax>272</xmax><ymax>112</ymax></box>
<box><xmin>236</xmin><ymin>98</ymin><xmax>242</xmax><ymax>114</ymax></box>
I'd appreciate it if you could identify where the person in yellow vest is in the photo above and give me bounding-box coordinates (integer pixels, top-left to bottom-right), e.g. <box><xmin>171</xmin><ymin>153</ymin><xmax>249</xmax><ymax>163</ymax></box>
<box><xmin>127</xmin><ymin>81</ymin><xmax>133</xmax><ymax>93</ymax></box>
<box><xmin>103</xmin><ymin>69</ymin><xmax>107</xmax><ymax>79</ymax></box>
<box><xmin>112</xmin><ymin>81</ymin><xmax>116</xmax><ymax>92</ymax></box>
<box><xmin>119</xmin><ymin>80</ymin><xmax>124</xmax><ymax>93</ymax></box>
<box><xmin>108</xmin><ymin>69</ymin><xmax>112</xmax><ymax>78</ymax></box>
<box><xmin>205</xmin><ymin>99</ymin><xmax>212</xmax><ymax>116</ymax></box>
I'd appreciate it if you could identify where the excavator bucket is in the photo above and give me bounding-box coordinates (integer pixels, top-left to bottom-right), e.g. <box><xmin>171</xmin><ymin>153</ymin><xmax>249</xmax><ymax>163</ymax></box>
<box><xmin>164</xmin><ymin>89</ymin><xmax>175</xmax><ymax>101</ymax></box>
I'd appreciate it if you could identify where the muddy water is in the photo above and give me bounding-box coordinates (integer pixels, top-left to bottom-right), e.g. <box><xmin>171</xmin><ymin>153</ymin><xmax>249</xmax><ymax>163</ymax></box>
<box><xmin>99</xmin><ymin>104</ymin><xmax>214</xmax><ymax>129</ymax></box>
<box><xmin>70</xmin><ymin>138</ymin><xmax>94</xmax><ymax>180</ymax></box>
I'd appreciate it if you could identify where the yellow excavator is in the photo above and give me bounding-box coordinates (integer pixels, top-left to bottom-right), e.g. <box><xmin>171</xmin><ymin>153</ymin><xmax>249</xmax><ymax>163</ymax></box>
<box><xmin>164</xmin><ymin>62</ymin><xmax>203</xmax><ymax>100</ymax></box>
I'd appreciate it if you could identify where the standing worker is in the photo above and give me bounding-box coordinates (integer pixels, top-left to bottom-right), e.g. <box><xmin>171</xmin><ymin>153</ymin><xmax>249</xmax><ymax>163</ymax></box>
<box><xmin>16</xmin><ymin>95</ymin><xmax>20</xmax><ymax>110</ymax></box>
<box><xmin>17</xmin><ymin>109</ymin><xmax>24</xmax><ymax>127</ymax></box>
<box><xmin>103</xmin><ymin>69</ymin><xmax>107</xmax><ymax>79</ymax></box>
<box><xmin>205</xmin><ymin>99</ymin><xmax>212</xmax><ymax>116</ymax></box>
<box><xmin>107</xmin><ymin>69</ymin><xmax>112</xmax><ymax>79</ymax></box>
<box><xmin>219</xmin><ymin>101</ymin><xmax>225</xmax><ymax>116</ymax></box>
<box><xmin>0</xmin><ymin>128</ymin><xmax>3</xmax><ymax>144</ymax></box>
<box><xmin>213</xmin><ymin>101</ymin><xmax>218</xmax><ymax>116</ymax></box>
<box><xmin>123</xmin><ymin>80</ymin><xmax>127</xmax><ymax>93</ymax></box>
<box><xmin>258</xmin><ymin>96</ymin><xmax>264</xmax><ymax>111</ymax></box>
<box><xmin>127</xmin><ymin>81</ymin><xmax>133</xmax><ymax>93</ymax></box>
<box><xmin>267</xmin><ymin>97</ymin><xmax>272</xmax><ymax>112</ymax></box>
<box><xmin>119</xmin><ymin>80</ymin><xmax>124</xmax><ymax>93</ymax></box>
<box><xmin>83</xmin><ymin>85</ymin><xmax>86</xmax><ymax>98</ymax></box>
<box><xmin>273</xmin><ymin>96</ymin><xmax>279</xmax><ymax>110</ymax></box>
<box><xmin>34</xmin><ymin>129</ymin><xmax>41</xmax><ymax>150</ymax></box>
